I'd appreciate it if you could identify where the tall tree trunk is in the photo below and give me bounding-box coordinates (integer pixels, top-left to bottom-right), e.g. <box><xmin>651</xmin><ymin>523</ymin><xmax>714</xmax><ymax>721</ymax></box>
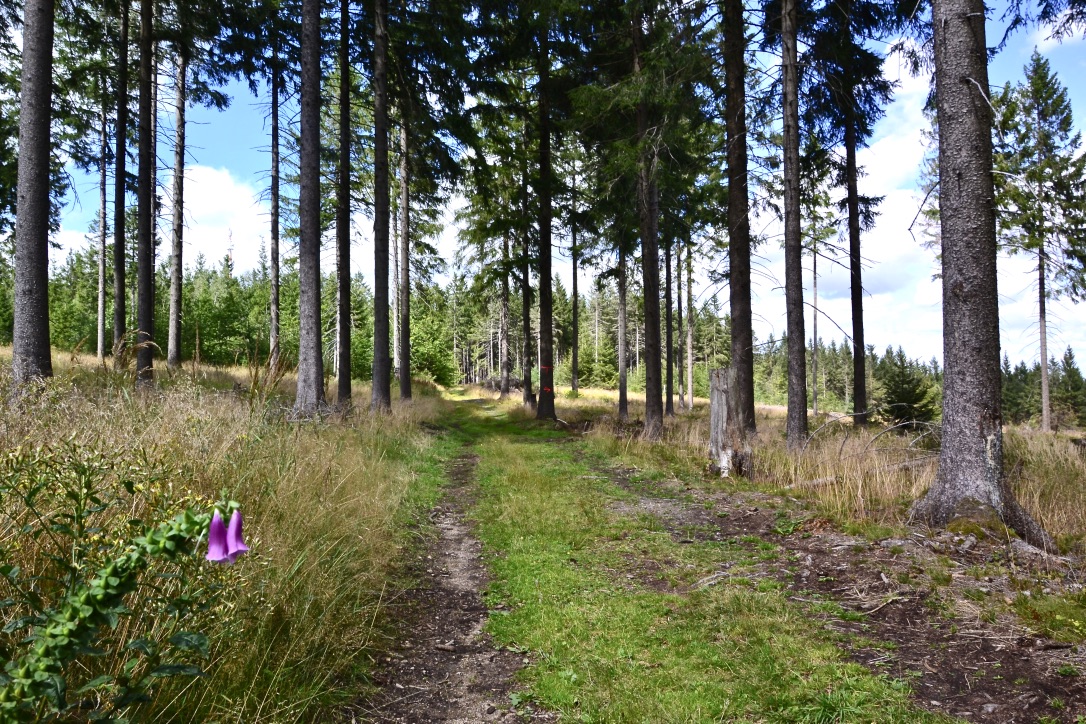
<box><xmin>135</xmin><ymin>0</ymin><xmax>155</xmax><ymax>384</ymax></box>
<box><xmin>571</xmin><ymin>179</ymin><xmax>580</xmax><ymax>395</ymax></box>
<box><xmin>336</xmin><ymin>0</ymin><xmax>352</xmax><ymax>406</ymax></box>
<box><xmin>676</xmin><ymin>239</ymin><xmax>685</xmax><ymax>410</ymax></box>
<box><xmin>811</xmin><ymin>243</ymin><xmax>819</xmax><ymax>416</ymax></box>
<box><xmin>294</xmin><ymin>0</ymin><xmax>325</xmax><ymax>415</ymax></box>
<box><xmin>167</xmin><ymin>52</ymin><xmax>186</xmax><ymax>369</ymax></box>
<box><xmin>618</xmin><ymin>247</ymin><xmax>629</xmax><ymax>421</ymax></box>
<box><xmin>520</xmin><ymin>140</ymin><xmax>535</xmax><ymax>407</ymax></box>
<box><xmin>845</xmin><ymin>116</ymin><xmax>867</xmax><ymax>426</ymax></box>
<box><xmin>499</xmin><ymin>232</ymin><xmax>511</xmax><ymax>397</ymax></box>
<box><xmin>1039</xmin><ymin>249</ymin><xmax>1051</xmax><ymax>431</ymax></box>
<box><xmin>97</xmin><ymin>94</ymin><xmax>108</xmax><ymax>362</ymax></box>
<box><xmin>11</xmin><ymin>0</ymin><xmax>55</xmax><ymax>385</ymax></box>
<box><xmin>782</xmin><ymin>0</ymin><xmax>807</xmax><ymax>447</ymax></box>
<box><xmin>723</xmin><ymin>0</ymin><xmax>755</xmax><ymax>434</ymax></box>
<box><xmin>536</xmin><ymin>32</ymin><xmax>556</xmax><ymax>420</ymax></box>
<box><xmin>914</xmin><ymin>0</ymin><xmax>1052</xmax><ymax>550</ymax></box>
<box><xmin>269</xmin><ymin>54</ymin><xmax>281</xmax><ymax>370</ymax></box>
<box><xmin>113</xmin><ymin>0</ymin><xmax>129</xmax><ymax>364</ymax></box>
<box><xmin>686</xmin><ymin>230</ymin><xmax>694</xmax><ymax>405</ymax></box>
<box><xmin>370</xmin><ymin>0</ymin><xmax>392</xmax><ymax>411</ymax></box>
<box><xmin>665</xmin><ymin>236</ymin><xmax>674</xmax><ymax>416</ymax></box>
<box><xmin>399</xmin><ymin>118</ymin><xmax>412</xmax><ymax>400</ymax></box>
<box><xmin>634</xmin><ymin>13</ymin><xmax>663</xmax><ymax>439</ymax></box>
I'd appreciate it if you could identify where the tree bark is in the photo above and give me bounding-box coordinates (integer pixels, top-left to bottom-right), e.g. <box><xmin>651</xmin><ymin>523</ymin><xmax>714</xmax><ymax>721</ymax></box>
<box><xmin>12</xmin><ymin>0</ymin><xmax>55</xmax><ymax>385</ymax></box>
<box><xmin>520</xmin><ymin>139</ymin><xmax>535</xmax><ymax>408</ymax></box>
<box><xmin>500</xmin><ymin>231</ymin><xmax>511</xmax><ymax>397</ymax></box>
<box><xmin>844</xmin><ymin>117</ymin><xmax>867</xmax><ymax>426</ymax></box>
<box><xmin>686</xmin><ymin>230</ymin><xmax>694</xmax><ymax>405</ymax></box>
<box><xmin>914</xmin><ymin>0</ymin><xmax>1053</xmax><ymax>550</ymax></box>
<box><xmin>135</xmin><ymin>0</ymin><xmax>155</xmax><ymax>385</ymax></box>
<box><xmin>676</xmin><ymin>239</ymin><xmax>685</xmax><ymax>411</ymax></box>
<box><xmin>812</xmin><ymin>243</ymin><xmax>819</xmax><ymax>416</ymax></box>
<box><xmin>665</xmin><ymin>235</ymin><xmax>674</xmax><ymax>416</ymax></box>
<box><xmin>336</xmin><ymin>0</ymin><xmax>352</xmax><ymax>407</ymax></box>
<box><xmin>399</xmin><ymin>118</ymin><xmax>412</xmax><ymax>400</ymax></box>
<box><xmin>269</xmin><ymin>52</ymin><xmax>281</xmax><ymax>371</ymax></box>
<box><xmin>167</xmin><ymin>52</ymin><xmax>186</xmax><ymax>369</ymax></box>
<box><xmin>369</xmin><ymin>0</ymin><xmax>393</xmax><ymax>407</ymax></box>
<box><xmin>618</xmin><ymin>247</ymin><xmax>629</xmax><ymax>421</ymax></box>
<box><xmin>294</xmin><ymin>0</ymin><xmax>326</xmax><ymax>415</ymax></box>
<box><xmin>536</xmin><ymin>31</ymin><xmax>556</xmax><ymax>420</ymax></box>
<box><xmin>569</xmin><ymin>180</ymin><xmax>577</xmax><ymax>397</ymax></box>
<box><xmin>782</xmin><ymin>0</ymin><xmax>807</xmax><ymax>448</ymax></box>
<box><xmin>98</xmin><ymin>92</ymin><xmax>109</xmax><ymax>362</ymax></box>
<box><xmin>1039</xmin><ymin>249</ymin><xmax>1050</xmax><ymax>431</ymax></box>
<box><xmin>723</xmin><ymin>0</ymin><xmax>756</xmax><ymax>434</ymax></box>
<box><xmin>634</xmin><ymin>13</ymin><xmax>663</xmax><ymax>440</ymax></box>
<box><xmin>371</xmin><ymin>0</ymin><xmax>392</xmax><ymax>411</ymax></box>
<box><xmin>113</xmin><ymin>0</ymin><xmax>129</xmax><ymax>364</ymax></box>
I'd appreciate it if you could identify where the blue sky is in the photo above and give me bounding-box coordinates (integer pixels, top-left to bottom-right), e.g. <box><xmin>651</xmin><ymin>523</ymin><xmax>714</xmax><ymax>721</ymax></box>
<box><xmin>55</xmin><ymin>11</ymin><xmax>1086</xmax><ymax>367</ymax></box>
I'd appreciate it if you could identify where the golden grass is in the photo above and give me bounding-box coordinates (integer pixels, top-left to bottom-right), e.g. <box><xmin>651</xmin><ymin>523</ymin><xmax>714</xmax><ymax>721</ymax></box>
<box><xmin>553</xmin><ymin>387</ymin><xmax>1086</xmax><ymax>546</ymax></box>
<box><xmin>0</xmin><ymin>349</ymin><xmax>447</xmax><ymax>721</ymax></box>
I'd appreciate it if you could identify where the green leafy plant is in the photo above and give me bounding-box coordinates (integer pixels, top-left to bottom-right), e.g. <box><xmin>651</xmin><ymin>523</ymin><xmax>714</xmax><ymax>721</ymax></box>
<box><xmin>0</xmin><ymin>443</ymin><xmax>236</xmax><ymax>722</ymax></box>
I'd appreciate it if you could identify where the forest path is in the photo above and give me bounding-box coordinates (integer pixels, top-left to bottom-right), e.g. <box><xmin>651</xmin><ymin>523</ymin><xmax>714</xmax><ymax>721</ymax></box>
<box><xmin>357</xmin><ymin>402</ymin><xmax>553</xmax><ymax>723</ymax></box>
<box><xmin>361</xmin><ymin>397</ymin><xmax>1085</xmax><ymax>722</ymax></box>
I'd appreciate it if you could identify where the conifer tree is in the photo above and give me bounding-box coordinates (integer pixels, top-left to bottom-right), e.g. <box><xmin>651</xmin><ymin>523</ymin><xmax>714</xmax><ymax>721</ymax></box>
<box><xmin>993</xmin><ymin>50</ymin><xmax>1086</xmax><ymax>432</ymax></box>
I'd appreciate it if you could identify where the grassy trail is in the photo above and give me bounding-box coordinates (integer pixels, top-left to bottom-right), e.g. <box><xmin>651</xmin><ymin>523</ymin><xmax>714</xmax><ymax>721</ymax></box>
<box><xmin>433</xmin><ymin>397</ymin><xmax>950</xmax><ymax>723</ymax></box>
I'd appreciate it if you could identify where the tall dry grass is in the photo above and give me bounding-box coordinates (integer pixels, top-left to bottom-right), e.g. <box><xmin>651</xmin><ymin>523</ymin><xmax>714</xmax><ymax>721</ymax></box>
<box><xmin>0</xmin><ymin>349</ymin><xmax>447</xmax><ymax>721</ymax></box>
<box><xmin>554</xmin><ymin>387</ymin><xmax>1086</xmax><ymax>547</ymax></box>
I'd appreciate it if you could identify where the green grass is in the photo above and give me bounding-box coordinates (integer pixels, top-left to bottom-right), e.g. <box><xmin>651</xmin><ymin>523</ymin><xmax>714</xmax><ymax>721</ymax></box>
<box><xmin>459</xmin><ymin>402</ymin><xmax>950</xmax><ymax>723</ymax></box>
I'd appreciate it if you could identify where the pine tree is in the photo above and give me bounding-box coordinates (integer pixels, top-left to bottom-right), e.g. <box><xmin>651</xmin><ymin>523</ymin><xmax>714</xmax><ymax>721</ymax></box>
<box><xmin>993</xmin><ymin>50</ymin><xmax>1086</xmax><ymax>432</ymax></box>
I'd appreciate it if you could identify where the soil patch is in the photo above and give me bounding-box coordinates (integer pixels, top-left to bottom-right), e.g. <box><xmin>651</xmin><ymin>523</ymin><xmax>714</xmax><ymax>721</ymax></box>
<box><xmin>604</xmin><ymin>464</ymin><xmax>1086</xmax><ymax>723</ymax></box>
<box><xmin>356</xmin><ymin>450</ymin><xmax>552</xmax><ymax>723</ymax></box>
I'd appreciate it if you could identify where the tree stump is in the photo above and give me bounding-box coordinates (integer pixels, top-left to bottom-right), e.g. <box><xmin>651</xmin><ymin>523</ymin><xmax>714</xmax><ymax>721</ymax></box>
<box><xmin>709</xmin><ymin>367</ymin><xmax>751</xmax><ymax>477</ymax></box>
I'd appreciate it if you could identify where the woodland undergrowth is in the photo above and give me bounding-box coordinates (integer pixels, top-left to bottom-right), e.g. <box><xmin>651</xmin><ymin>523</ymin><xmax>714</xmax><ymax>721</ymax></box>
<box><xmin>0</xmin><ymin>350</ymin><xmax>446</xmax><ymax>722</ymax></box>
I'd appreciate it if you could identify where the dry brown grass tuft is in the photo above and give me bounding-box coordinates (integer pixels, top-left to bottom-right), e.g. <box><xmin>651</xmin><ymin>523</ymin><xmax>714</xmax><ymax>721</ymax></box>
<box><xmin>558</xmin><ymin>387</ymin><xmax>1086</xmax><ymax>545</ymax></box>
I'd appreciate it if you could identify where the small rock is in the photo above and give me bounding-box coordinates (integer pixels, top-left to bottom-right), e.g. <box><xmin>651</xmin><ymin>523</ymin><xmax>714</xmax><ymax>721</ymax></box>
<box><xmin>981</xmin><ymin>703</ymin><xmax>1000</xmax><ymax>714</ymax></box>
<box><xmin>879</xmin><ymin>539</ymin><xmax>910</xmax><ymax>549</ymax></box>
<box><xmin>486</xmin><ymin>705</ymin><xmax>497</xmax><ymax>714</ymax></box>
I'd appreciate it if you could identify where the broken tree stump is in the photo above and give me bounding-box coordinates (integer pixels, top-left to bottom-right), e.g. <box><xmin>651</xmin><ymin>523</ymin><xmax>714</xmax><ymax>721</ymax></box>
<box><xmin>709</xmin><ymin>367</ymin><xmax>751</xmax><ymax>477</ymax></box>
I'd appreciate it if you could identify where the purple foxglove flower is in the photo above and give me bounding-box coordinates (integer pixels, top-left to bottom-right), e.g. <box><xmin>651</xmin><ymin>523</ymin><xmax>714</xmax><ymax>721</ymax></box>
<box><xmin>206</xmin><ymin>510</ymin><xmax>229</xmax><ymax>563</ymax></box>
<box><xmin>226</xmin><ymin>510</ymin><xmax>250</xmax><ymax>563</ymax></box>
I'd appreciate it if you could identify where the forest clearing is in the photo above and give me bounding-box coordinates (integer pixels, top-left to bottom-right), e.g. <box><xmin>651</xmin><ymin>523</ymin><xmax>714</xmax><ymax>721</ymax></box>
<box><xmin>3</xmin><ymin>353</ymin><xmax>1086</xmax><ymax>722</ymax></box>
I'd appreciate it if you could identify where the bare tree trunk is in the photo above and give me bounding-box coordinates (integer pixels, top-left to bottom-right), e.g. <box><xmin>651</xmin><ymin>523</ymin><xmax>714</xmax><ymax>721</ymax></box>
<box><xmin>97</xmin><ymin>94</ymin><xmax>108</xmax><ymax>362</ymax></box>
<box><xmin>536</xmin><ymin>31</ymin><xmax>556</xmax><ymax>420</ymax></box>
<box><xmin>520</xmin><ymin>142</ymin><xmax>535</xmax><ymax>408</ymax></box>
<box><xmin>812</xmin><ymin>243</ymin><xmax>819</xmax><ymax>416</ymax></box>
<box><xmin>167</xmin><ymin>52</ymin><xmax>186</xmax><ymax>369</ymax></box>
<box><xmin>294</xmin><ymin>0</ymin><xmax>326</xmax><ymax>415</ymax></box>
<box><xmin>571</xmin><ymin>167</ymin><xmax>580</xmax><ymax>395</ymax></box>
<box><xmin>665</xmin><ymin>236</ymin><xmax>674</xmax><ymax>416</ymax></box>
<box><xmin>782</xmin><ymin>0</ymin><xmax>807</xmax><ymax>447</ymax></box>
<box><xmin>11</xmin><ymin>0</ymin><xmax>55</xmax><ymax>385</ymax></box>
<box><xmin>686</xmin><ymin>231</ymin><xmax>694</xmax><ymax>405</ymax></box>
<box><xmin>914</xmin><ymin>0</ymin><xmax>1053</xmax><ymax>550</ymax></box>
<box><xmin>335</xmin><ymin>0</ymin><xmax>352</xmax><ymax>407</ymax></box>
<box><xmin>269</xmin><ymin>54</ymin><xmax>281</xmax><ymax>370</ymax></box>
<box><xmin>399</xmin><ymin>118</ymin><xmax>412</xmax><ymax>400</ymax></box>
<box><xmin>135</xmin><ymin>0</ymin><xmax>155</xmax><ymax>385</ymax></box>
<box><xmin>723</xmin><ymin>0</ymin><xmax>755</xmax><ymax>434</ymax></box>
<box><xmin>1039</xmin><ymin>249</ymin><xmax>1051</xmax><ymax>431</ymax></box>
<box><xmin>113</xmin><ymin>0</ymin><xmax>129</xmax><ymax>364</ymax></box>
<box><xmin>845</xmin><ymin>118</ymin><xmax>867</xmax><ymax>426</ymax></box>
<box><xmin>371</xmin><ymin>0</ymin><xmax>392</xmax><ymax>411</ymax></box>
<box><xmin>676</xmin><ymin>239</ymin><xmax>685</xmax><ymax>411</ymax></box>
<box><xmin>500</xmin><ymin>232</ymin><xmax>511</xmax><ymax>397</ymax></box>
<box><xmin>634</xmin><ymin>12</ymin><xmax>663</xmax><ymax>440</ymax></box>
<box><xmin>618</xmin><ymin>247</ymin><xmax>629</xmax><ymax>421</ymax></box>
